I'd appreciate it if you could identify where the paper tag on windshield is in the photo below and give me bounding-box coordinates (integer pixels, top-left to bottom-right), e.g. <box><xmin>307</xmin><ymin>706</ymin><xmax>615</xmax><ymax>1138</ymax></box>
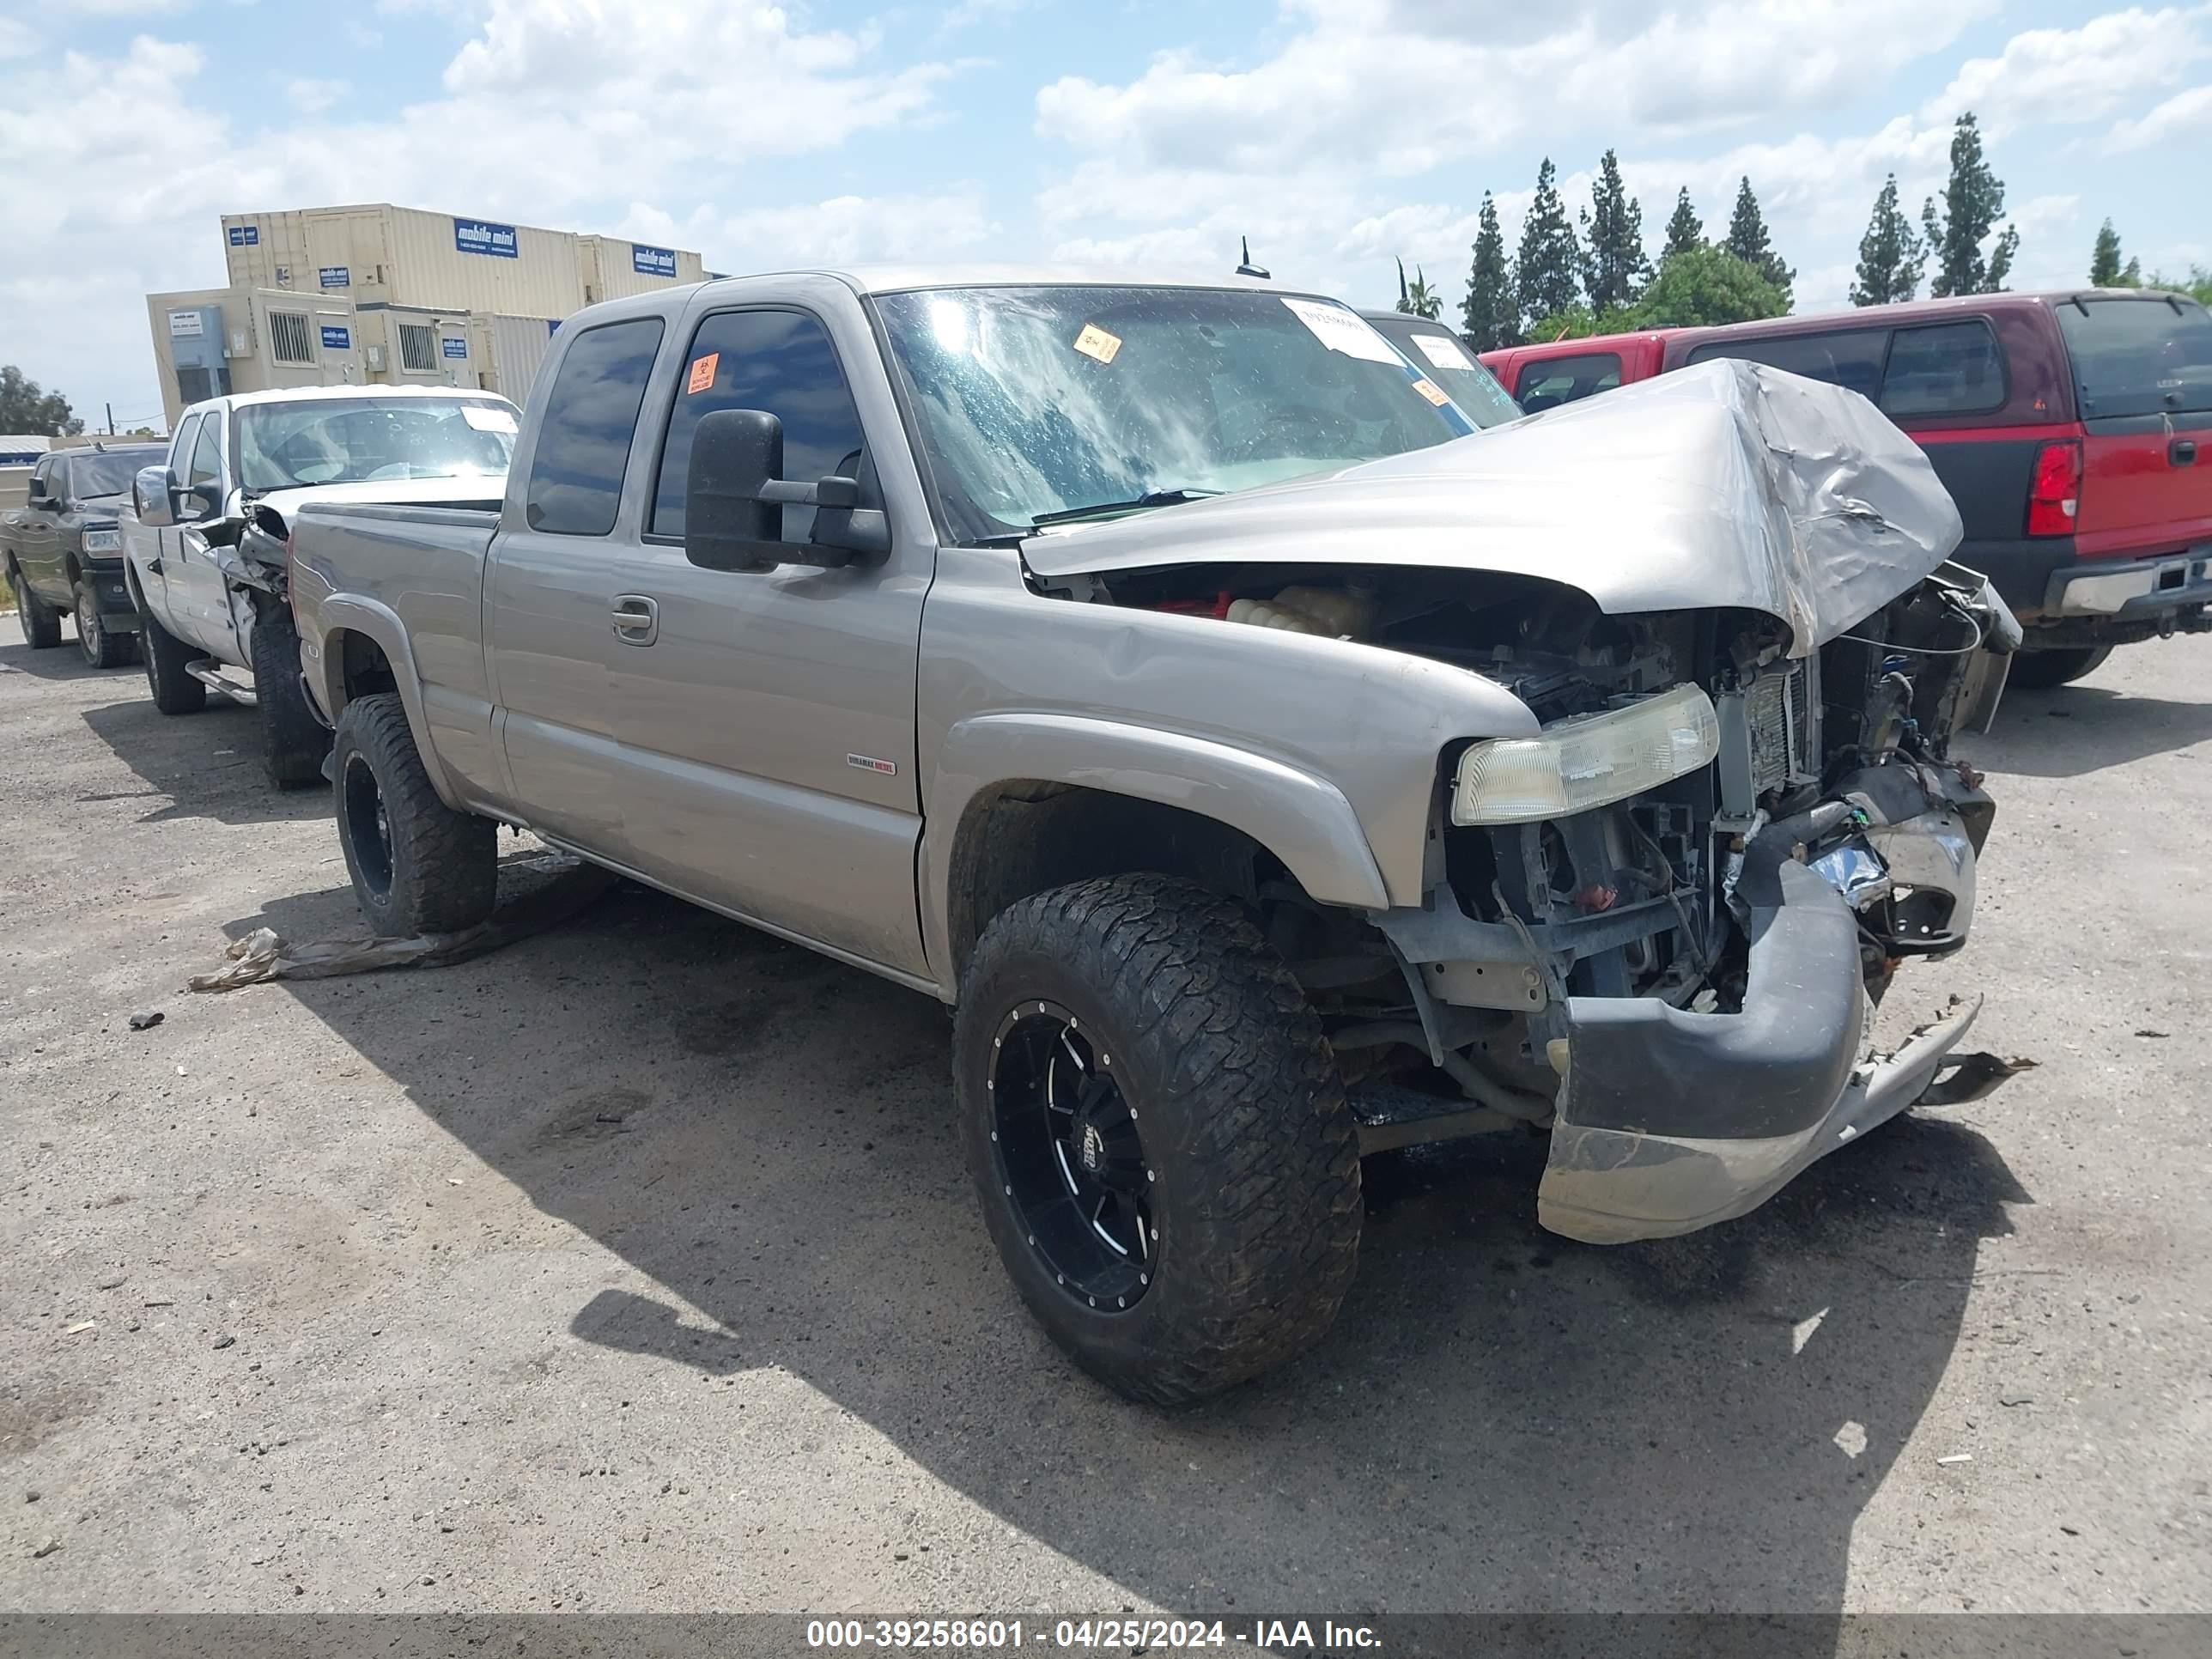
<box><xmin>1409</xmin><ymin>377</ymin><xmax>1451</xmax><ymax>406</ymax></box>
<box><xmin>461</xmin><ymin>404</ymin><xmax>518</xmax><ymax>434</ymax></box>
<box><xmin>1073</xmin><ymin>323</ymin><xmax>1122</xmax><ymax>364</ymax></box>
<box><xmin>1412</xmin><ymin>332</ymin><xmax>1474</xmax><ymax>370</ymax></box>
<box><xmin>687</xmin><ymin>354</ymin><xmax>720</xmax><ymax>395</ymax></box>
<box><xmin>1280</xmin><ymin>297</ymin><xmax>1401</xmax><ymax>364</ymax></box>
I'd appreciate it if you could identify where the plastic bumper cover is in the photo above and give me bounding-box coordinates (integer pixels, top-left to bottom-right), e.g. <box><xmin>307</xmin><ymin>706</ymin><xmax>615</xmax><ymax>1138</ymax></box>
<box><xmin>1537</xmin><ymin>859</ymin><xmax>1983</xmax><ymax>1245</ymax></box>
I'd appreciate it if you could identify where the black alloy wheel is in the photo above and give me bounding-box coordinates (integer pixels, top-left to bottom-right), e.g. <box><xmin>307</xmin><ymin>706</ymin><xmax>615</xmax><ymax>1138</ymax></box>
<box><xmin>343</xmin><ymin>750</ymin><xmax>396</xmax><ymax>902</ymax></box>
<box><xmin>988</xmin><ymin>1000</ymin><xmax>1157</xmax><ymax>1313</ymax></box>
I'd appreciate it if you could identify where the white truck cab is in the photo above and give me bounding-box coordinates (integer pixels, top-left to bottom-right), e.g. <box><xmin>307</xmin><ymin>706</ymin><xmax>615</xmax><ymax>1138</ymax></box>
<box><xmin>122</xmin><ymin>384</ymin><xmax>519</xmax><ymax>787</ymax></box>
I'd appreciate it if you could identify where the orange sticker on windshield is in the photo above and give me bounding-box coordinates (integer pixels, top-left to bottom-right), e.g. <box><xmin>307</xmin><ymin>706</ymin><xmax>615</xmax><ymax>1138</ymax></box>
<box><xmin>1410</xmin><ymin>377</ymin><xmax>1450</xmax><ymax>406</ymax></box>
<box><xmin>1073</xmin><ymin>324</ymin><xmax>1122</xmax><ymax>364</ymax></box>
<box><xmin>686</xmin><ymin>353</ymin><xmax>720</xmax><ymax>395</ymax></box>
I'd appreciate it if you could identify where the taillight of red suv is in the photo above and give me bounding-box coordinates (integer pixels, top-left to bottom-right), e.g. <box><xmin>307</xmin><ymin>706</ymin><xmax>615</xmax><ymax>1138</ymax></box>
<box><xmin>2027</xmin><ymin>439</ymin><xmax>2082</xmax><ymax>537</ymax></box>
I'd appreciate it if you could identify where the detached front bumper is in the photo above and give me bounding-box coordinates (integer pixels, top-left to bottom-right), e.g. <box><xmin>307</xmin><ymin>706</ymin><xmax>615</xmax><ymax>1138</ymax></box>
<box><xmin>1538</xmin><ymin>810</ymin><xmax>1993</xmax><ymax>1246</ymax></box>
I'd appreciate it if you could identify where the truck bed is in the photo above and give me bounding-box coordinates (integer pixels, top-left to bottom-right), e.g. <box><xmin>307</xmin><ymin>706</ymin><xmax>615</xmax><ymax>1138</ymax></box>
<box><xmin>290</xmin><ymin>501</ymin><xmax>506</xmax><ymax>800</ymax></box>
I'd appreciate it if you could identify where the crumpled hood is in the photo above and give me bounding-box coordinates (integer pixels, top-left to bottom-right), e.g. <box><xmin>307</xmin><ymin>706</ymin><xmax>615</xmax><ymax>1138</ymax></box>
<box><xmin>248</xmin><ymin>475</ymin><xmax>507</xmax><ymax>525</ymax></box>
<box><xmin>1022</xmin><ymin>358</ymin><xmax>1965</xmax><ymax>657</ymax></box>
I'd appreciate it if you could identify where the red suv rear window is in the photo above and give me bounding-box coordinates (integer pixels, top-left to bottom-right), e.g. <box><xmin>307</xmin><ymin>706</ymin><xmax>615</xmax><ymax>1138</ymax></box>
<box><xmin>2057</xmin><ymin>295</ymin><xmax>2212</xmax><ymax>419</ymax></box>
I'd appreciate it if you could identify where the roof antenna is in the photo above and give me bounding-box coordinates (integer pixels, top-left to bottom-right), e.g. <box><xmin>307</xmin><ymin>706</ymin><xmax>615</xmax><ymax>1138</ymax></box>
<box><xmin>1397</xmin><ymin>256</ymin><xmax>1408</xmax><ymax>306</ymax></box>
<box><xmin>1236</xmin><ymin>236</ymin><xmax>1270</xmax><ymax>280</ymax></box>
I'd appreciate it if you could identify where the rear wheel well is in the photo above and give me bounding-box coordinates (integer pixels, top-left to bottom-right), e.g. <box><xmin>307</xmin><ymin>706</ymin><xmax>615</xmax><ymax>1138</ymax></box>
<box><xmin>947</xmin><ymin>782</ymin><xmax>1299</xmax><ymax>982</ymax></box>
<box><xmin>332</xmin><ymin>629</ymin><xmax>398</xmax><ymax>708</ymax></box>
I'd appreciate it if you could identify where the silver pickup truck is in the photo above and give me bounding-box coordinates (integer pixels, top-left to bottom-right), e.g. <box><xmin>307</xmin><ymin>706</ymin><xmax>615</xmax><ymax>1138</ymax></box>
<box><xmin>290</xmin><ymin>267</ymin><xmax>2018</xmax><ymax>1403</ymax></box>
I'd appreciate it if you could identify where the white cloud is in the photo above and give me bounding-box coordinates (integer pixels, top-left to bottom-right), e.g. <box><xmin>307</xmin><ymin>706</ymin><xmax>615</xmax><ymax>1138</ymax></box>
<box><xmin>620</xmin><ymin>190</ymin><xmax>998</xmax><ymax>270</ymax></box>
<box><xmin>1037</xmin><ymin>0</ymin><xmax>1994</xmax><ymax>188</ymax></box>
<box><xmin>2105</xmin><ymin>80</ymin><xmax>2212</xmax><ymax>147</ymax></box>
<box><xmin>940</xmin><ymin>0</ymin><xmax>1028</xmax><ymax>31</ymax></box>
<box><xmin>0</xmin><ymin>4</ymin><xmax>960</xmax><ymax>426</ymax></box>
<box><xmin>284</xmin><ymin>76</ymin><xmax>349</xmax><ymax>114</ymax></box>
<box><xmin>1923</xmin><ymin>6</ymin><xmax>2212</xmax><ymax>134</ymax></box>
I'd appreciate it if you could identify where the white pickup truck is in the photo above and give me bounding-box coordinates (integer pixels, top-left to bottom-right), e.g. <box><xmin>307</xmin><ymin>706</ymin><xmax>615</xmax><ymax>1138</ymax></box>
<box><xmin>122</xmin><ymin>386</ymin><xmax>519</xmax><ymax>787</ymax></box>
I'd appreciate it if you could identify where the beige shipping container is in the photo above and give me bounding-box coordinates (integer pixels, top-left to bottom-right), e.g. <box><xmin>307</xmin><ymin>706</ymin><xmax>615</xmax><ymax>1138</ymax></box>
<box><xmin>350</xmin><ymin>305</ymin><xmax>480</xmax><ymax>388</ymax></box>
<box><xmin>221</xmin><ymin>206</ymin><xmax>702</xmax><ymax>319</ymax></box>
<box><xmin>468</xmin><ymin>313</ymin><xmax>562</xmax><ymax>403</ymax></box>
<box><xmin>145</xmin><ymin>288</ymin><xmax>366</xmax><ymax>430</ymax></box>
<box><xmin>575</xmin><ymin>234</ymin><xmax>708</xmax><ymax>305</ymax></box>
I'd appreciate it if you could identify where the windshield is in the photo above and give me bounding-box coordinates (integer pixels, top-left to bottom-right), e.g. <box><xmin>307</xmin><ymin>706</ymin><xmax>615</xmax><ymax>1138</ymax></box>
<box><xmin>235</xmin><ymin>398</ymin><xmax>518</xmax><ymax>492</ymax></box>
<box><xmin>64</xmin><ymin>452</ymin><xmax>161</xmax><ymax>501</ymax></box>
<box><xmin>1364</xmin><ymin>314</ymin><xmax>1523</xmax><ymax>427</ymax></box>
<box><xmin>2057</xmin><ymin>296</ymin><xmax>2212</xmax><ymax>419</ymax></box>
<box><xmin>874</xmin><ymin>286</ymin><xmax>1474</xmax><ymax>541</ymax></box>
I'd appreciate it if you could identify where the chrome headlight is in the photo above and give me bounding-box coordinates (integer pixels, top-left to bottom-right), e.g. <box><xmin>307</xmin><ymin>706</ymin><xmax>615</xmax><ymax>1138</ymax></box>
<box><xmin>82</xmin><ymin>528</ymin><xmax>121</xmax><ymax>553</ymax></box>
<box><xmin>1451</xmin><ymin>684</ymin><xmax>1721</xmax><ymax>826</ymax></box>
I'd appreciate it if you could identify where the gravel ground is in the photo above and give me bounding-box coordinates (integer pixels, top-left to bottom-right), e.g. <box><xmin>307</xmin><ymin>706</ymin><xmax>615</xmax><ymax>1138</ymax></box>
<box><xmin>2</xmin><ymin>629</ymin><xmax>2209</xmax><ymax>1618</ymax></box>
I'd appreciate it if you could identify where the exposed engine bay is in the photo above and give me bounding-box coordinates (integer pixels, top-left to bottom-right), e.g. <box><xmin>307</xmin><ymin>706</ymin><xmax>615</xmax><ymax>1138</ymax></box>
<box><xmin>1041</xmin><ymin>559</ymin><xmax>2014</xmax><ymax>1156</ymax></box>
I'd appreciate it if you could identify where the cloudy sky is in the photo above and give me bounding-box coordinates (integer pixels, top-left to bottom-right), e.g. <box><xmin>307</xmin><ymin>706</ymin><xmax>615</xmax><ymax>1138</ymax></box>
<box><xmin>3</xmin><ymin>0</ymin><xmax>2205</xmax><ymax>428</ymax></box>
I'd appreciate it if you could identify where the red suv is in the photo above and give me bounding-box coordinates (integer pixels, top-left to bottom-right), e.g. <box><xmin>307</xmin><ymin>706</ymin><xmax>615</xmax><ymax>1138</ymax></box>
<box><xmin>1481</xmin><ymin>292</ymin><xmax>2212</xmax><ymax>686</ymax></box>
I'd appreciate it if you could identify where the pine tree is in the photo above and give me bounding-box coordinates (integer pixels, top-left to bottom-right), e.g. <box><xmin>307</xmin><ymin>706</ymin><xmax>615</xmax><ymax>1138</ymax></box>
<box><xmin>1579</xmin><ymin>149</ymin><xmax>1650</xmax><ymax>313</ymax></box>
<box><xmin>1724</xmin><ymin>176</ymin><xmax>1796</xmax><ymax>308</ymax></box>
<box><xmin>1921</xmin><ymin>112</ymin><xmax>2019</xmax><ymax>297</ymax></box>
<box><xmin>1662</xmin><ymin>188</ymin><xmax>1703</xmax><ymax>260</ymax></box>
<box><xmin>1515</xmin><ymin>158</ymin><xmax>1584</xmax><ymax>328</ymax></box>
<box><xmin>2089</xmin><ymin>220</ymin><xmax>2124</xmax><ymax>287</ymax></box>
<box><xmin>1461</xmin><ymin>191</ymin><xmax>1520</xmax><ymax>351</ymax></box>
<box><xmin>1850</xmin><ymin>174</ymin><xmax>1923</xmax><ymax>306</ymax></box>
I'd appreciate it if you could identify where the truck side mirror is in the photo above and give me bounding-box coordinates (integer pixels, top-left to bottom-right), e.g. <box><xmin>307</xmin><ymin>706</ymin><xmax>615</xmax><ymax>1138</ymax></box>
<box><xmin>685</xmin><ymin>407</ymin><xmax>894</xmax><ymax>573</ymax></box>
<box><xmin>134</xmin><ymin>465</ymin><xmax>179</xmax><ymax>529</ymax></box>
<box><xmin>685</xmin><ymin>408</ymin><xmax>784</xmax><ymax>573</ymax></box>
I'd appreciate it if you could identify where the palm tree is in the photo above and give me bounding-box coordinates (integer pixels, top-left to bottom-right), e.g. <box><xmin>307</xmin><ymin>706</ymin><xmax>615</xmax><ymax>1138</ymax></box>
<box><xmin>1396</xmin><ymin>258</ymin><xmax>1443</xmax><ymax>320</ymax></box>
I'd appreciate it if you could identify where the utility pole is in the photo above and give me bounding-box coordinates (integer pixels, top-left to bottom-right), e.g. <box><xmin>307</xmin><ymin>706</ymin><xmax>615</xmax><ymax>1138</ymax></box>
<box><xmin>105</xmin><ymin>404</ymin><xmax>115</xmax><ymax>436</ymax></box>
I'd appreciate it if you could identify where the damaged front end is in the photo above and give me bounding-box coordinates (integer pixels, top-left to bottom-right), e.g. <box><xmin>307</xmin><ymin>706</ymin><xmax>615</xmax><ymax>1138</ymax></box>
<box><xmin>1026</xmin><ymin>360</ymin><xmax>2022</xmax><ymax>1245</ymax></box>
<box><xmin>1368</xmin><ymin>564</ymin><xmax>2014</xmax><ymax>1243</ymax></box>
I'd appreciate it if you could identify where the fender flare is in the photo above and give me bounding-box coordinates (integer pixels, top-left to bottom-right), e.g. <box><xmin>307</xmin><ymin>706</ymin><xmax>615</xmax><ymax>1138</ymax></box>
<box><xmin>313</xmin><ymin>595</ymin><xmax>464</xmax><ymax>811</ymax></box>
<box><xmin>921</xmin><ymin>711</ymin><xmax>1392</xmax><ymax>992</ymax></box>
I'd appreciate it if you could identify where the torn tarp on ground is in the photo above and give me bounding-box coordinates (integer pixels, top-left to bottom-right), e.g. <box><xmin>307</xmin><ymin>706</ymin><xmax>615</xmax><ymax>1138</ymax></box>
<box><xmin>189</xmin><ymin>860</ymin><xmax>617</xmax><ymax>992</ymax></box>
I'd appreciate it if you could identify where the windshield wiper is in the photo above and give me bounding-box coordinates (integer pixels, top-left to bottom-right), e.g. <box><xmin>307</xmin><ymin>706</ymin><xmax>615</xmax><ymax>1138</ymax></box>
<box><xmin>1029</xmin><ymin>487</ymin><xmax>1223</xmax><ymax>528</ymax></box>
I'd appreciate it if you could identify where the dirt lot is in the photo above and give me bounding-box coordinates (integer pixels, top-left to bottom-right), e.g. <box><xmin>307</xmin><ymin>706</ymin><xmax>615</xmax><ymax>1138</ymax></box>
<box><xmin>3</xmin><ymin>631</ymin><xmax>2209</xmax><ymax>1618</ymax></box>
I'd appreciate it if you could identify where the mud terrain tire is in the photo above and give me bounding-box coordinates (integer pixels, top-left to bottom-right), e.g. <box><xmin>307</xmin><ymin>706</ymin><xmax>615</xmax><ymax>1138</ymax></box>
<box><xmin>333</xmin><ymin>692</ymin><xmax>496</xmax><ymax>937</ymax></box>
<box><xmin>955</xmin><ymin>873</ymin><xmax>1363</xmax><ymax>1406</ymax></box>
<box><xmin>252</xmin><ymin>606</ymin><xmax>331</xmax><ymax>789</ymax></box>
<box><xmin>140</xmin><ymin>610</ymin><xmax>207</xmax><ymax>714</ymax></box>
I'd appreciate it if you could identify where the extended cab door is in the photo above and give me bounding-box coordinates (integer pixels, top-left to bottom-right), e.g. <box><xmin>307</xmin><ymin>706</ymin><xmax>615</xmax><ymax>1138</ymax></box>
<box><xmin>485</xmin><ymin>314</ymin><xmax>668</xmax><ymax>858</ymax></box>
<box><xmin>615</xmin><ymin>292</ymin><xmax>924</xmax><ymax>981</ymax></box>
<box><xmin>590</xmin><ymin>285</ymin><xmax>929</xmax><ymax>978</ymax></box>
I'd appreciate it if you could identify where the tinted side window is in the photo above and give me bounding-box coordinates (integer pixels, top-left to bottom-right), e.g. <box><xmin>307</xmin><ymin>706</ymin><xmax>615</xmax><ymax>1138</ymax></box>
<box><xmin>1514</xmin><ymin>353</ymin><xmax>1622</xmax><ymax>412</ymax></box>
<box><xmin>653</xmin><ymin>308</ymin><xmax>867</xmax><ymax>541</ymax></box>
<box><xmin>187</xmin><ymin>416</ymin><xmax>224</xmax><ymax>489</ymax></box>
<box><xmin>29</xmin><ymin>459</ymin><xmax>54</xmax><ymax>501</ymax></box>
<box><xmin>1879</xmin><ymin>321</ymin><xmax>2005</xmax><ymax>416</ymax></box>
<box><xmin>1687</xmin><ymin>330</ymin><xmax>1889</xmax><ymax>401</ymax></box>
<box><xmin>525</xmin><ymin>318</ymin><xmax>665</xmax><ymax>537</ymax></box>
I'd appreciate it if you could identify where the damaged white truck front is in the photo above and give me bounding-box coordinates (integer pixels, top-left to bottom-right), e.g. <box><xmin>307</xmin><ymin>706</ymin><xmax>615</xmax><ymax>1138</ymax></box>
<box><xmin>289</xmin><ymin>273</ymin><xmax>2018</xmax><ymax>1403</ymax></box>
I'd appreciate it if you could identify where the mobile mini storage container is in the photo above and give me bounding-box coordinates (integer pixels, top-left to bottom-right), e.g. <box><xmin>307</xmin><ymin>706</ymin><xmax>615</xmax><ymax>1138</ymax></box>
<box><xmin>217</xmin><ymin>205</ymin><xmax>705</xmax><ymax>320</ymax></box>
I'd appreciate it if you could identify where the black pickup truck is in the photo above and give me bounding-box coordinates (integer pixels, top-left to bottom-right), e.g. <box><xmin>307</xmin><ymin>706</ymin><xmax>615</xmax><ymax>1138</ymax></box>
<box><xmin>3</xmin><ymin>443</ymin><xmax>168</xmax><ymax>666</ymax></box>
